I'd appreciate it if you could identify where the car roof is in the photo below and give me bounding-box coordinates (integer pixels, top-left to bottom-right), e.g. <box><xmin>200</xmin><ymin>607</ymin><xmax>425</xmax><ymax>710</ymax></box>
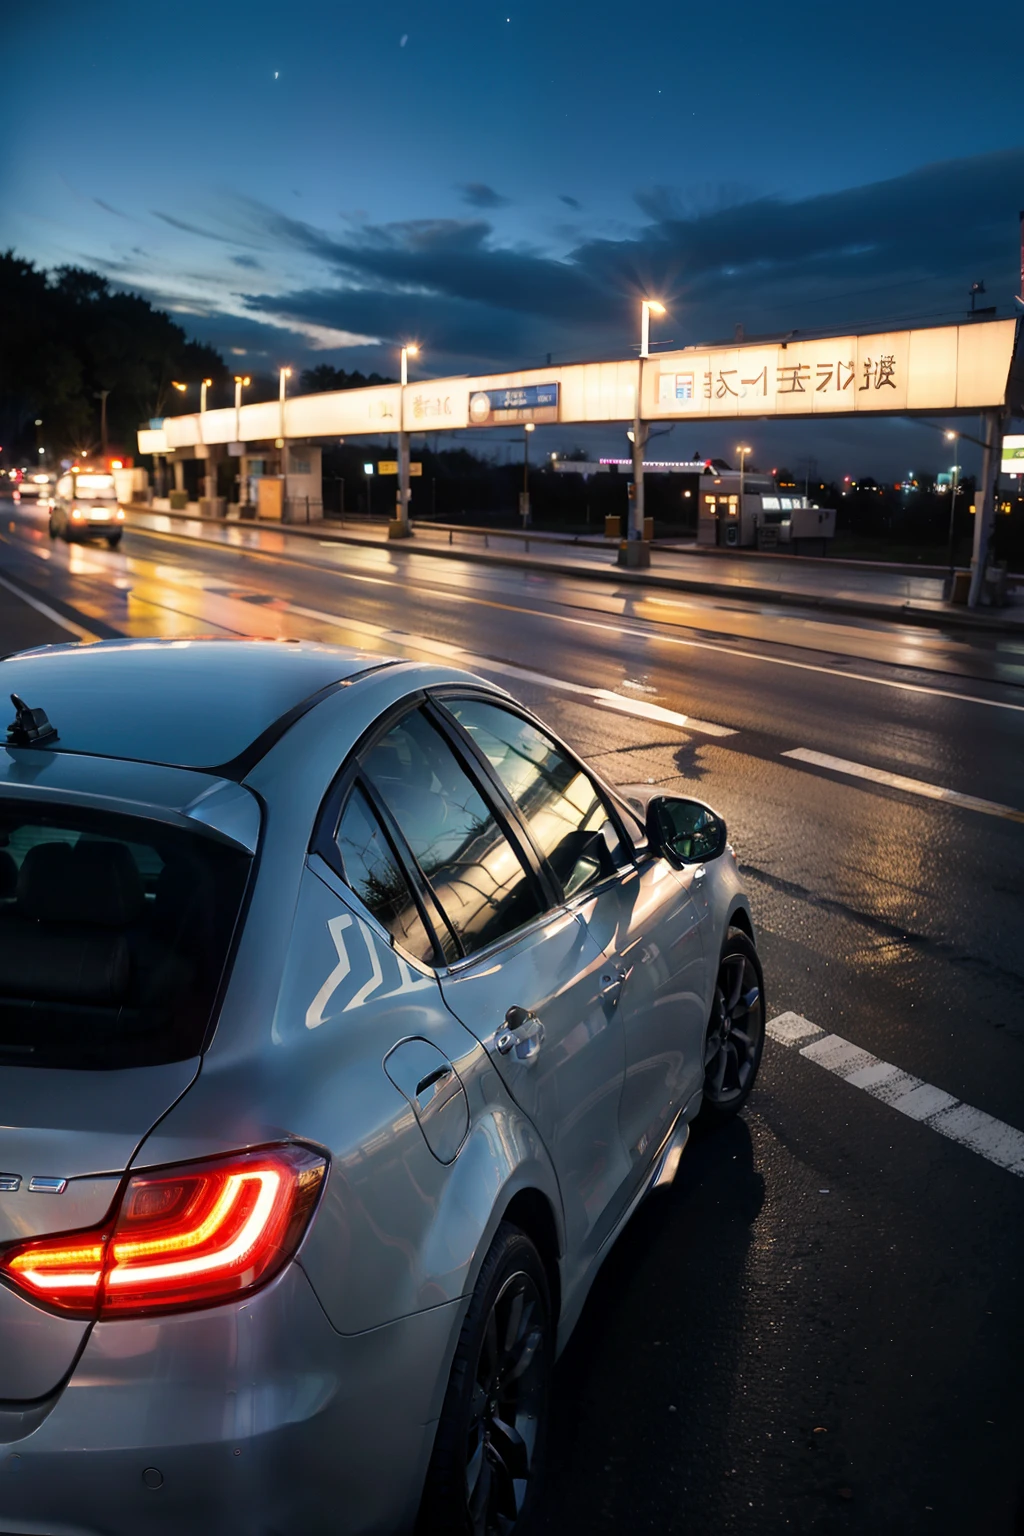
<box><xmin>0</xmin><ymin>639</ymin><xmax>394</xmax><ymax>774</ymax></box>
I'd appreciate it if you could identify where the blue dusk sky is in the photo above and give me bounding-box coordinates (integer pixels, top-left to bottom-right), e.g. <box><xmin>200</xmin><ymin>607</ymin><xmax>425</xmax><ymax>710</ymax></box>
<box><xmin>2</xmin><ymin>0</ymin><xmax>1023</xmax><ymax>476</ymax></box>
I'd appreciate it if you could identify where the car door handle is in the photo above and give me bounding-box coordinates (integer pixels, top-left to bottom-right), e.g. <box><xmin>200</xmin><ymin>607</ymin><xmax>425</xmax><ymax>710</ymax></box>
<box><xmin>691</xmin><ymin>864</ymin><xmax>707</xmax><ymax>882</ymax></box>
<box><xmin>598</xmin><ymin>967</ymin><xmax>629</xmax><ymax>1005</ymax></box>
<box><xmin>495</xmin><ymin>1005</ymin><xmax>544</xmax><ymax>1062</ymax></box>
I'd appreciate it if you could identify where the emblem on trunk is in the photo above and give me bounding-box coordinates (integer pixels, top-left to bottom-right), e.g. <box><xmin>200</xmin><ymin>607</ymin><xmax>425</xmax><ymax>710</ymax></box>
<box><xmin>0</xmin><ymin>1174</ymin><xmax>21</xmax><ymax>1192</ymax></box>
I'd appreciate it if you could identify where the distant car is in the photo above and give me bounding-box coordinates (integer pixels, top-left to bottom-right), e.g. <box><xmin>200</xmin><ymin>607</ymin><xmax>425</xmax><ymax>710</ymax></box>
<box><xmin>49</xmin><ymin>469</ymin><xmax>125</xmax><ymax>546</ymax></box>
<box><xmin>0</xmin><ymin>639</ymin><xmax>764</xmax><ymax>1536</ymax></box>
<box><xmin>11</xmin><ymin>471</ymin><xmax>54</xmax><ymax>503</ymax></box>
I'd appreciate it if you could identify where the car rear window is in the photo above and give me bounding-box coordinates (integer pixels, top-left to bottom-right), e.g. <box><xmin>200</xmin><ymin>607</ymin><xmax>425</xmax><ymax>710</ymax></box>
<box><xmin>0</xmin><ymin>803</ymin><xmax>251</xmax><ymax>1070</ymax></box>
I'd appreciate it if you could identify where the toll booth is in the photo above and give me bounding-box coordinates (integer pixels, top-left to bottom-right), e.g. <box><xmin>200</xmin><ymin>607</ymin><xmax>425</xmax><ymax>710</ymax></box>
<box><xmin>698</xmin><ymin>473</ymin><xmax>836</xmax><ymax>553</ymax></box>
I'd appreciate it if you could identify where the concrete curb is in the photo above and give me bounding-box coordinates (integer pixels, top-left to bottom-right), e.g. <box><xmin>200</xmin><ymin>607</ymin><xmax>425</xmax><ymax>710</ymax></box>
<box><xmin>124</xmin><ymin>505</ymin><xmax>1024</xmax><ymax>637</ymax></box>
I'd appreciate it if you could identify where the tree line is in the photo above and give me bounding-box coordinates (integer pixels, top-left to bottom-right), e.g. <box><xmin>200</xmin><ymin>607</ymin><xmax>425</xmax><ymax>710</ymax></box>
<box><xmin>0</xmin><ymin>253</ymin><xmax>395</xmax><ymax>464</ymax></box>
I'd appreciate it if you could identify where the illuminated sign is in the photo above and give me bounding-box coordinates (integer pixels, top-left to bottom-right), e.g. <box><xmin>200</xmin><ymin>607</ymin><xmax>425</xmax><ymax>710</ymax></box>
<box><xmin>468</xmin><ymin>382</ymin><xmax>559</xmax><ymax>426</ymax></box>
<box><xmin>645</xmin><ymin>324</ymin><xmax>1016</xmax><ymax>419</ymax></box>
<box><xmin>1001</xmin><ymin>435</ymin><xmax>1024</xmax><ymax>474</ymax></box>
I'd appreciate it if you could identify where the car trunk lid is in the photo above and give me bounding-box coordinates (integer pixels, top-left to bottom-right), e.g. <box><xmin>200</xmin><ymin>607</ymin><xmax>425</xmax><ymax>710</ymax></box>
<box><xmin>0</xmin><ymin>1059</ymin><xmax>197</xmax><ymax>1400</ymax></box>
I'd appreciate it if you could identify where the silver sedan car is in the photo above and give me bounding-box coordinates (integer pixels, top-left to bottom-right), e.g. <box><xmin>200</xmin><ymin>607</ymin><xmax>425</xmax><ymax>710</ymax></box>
<box><xmin>0</xmin><ymin>639</ymin><xmax>764</xmax><ymax>1536</ymax></box>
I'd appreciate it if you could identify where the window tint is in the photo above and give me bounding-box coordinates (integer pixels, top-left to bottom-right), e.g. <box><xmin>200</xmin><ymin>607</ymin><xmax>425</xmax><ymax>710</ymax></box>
<box><xmin>0</xmin><ymin>805</ymin><xmax>250</xmax><ymax>1071</ymax></box>
<box><xmin>362</xmin><ymin>710</ymin><xmax>542</xmax><ymax>958</ymax></box>
<box><xmin>447</xmin><ymin>699</ymin><xmax>627</xmax><ymax>899</ymax></box>
<box><xmin>336</xmin><ymin>785</ymin><xmax>436</xmax><ymax>966</ymax></box>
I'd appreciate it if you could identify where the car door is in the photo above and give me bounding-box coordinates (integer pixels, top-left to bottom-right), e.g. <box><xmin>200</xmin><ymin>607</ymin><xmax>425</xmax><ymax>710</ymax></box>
<box><xmin>356</xmin><ymin>704</ymin><xmax>633</xmax><ymax>1278</ymax></box>
<box><xmin>437</xmin><ymin>695</ymin><xmax>710</xmax><ymax>1188</ymax></box>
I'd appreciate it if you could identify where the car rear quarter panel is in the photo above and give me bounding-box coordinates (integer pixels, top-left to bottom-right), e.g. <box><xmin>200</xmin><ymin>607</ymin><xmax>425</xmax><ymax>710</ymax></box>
<box><xmin>137</xmin><ymin>869</ymin><xmax>561</xmax><ymax>1334</ymax></box>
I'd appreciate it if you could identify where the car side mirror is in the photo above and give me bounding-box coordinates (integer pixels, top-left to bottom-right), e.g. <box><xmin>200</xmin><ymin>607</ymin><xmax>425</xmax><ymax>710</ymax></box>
<box><xmin>646</xmin><ymin>796</ymin><xmax>727</xmax><ymax>866</ymax></box>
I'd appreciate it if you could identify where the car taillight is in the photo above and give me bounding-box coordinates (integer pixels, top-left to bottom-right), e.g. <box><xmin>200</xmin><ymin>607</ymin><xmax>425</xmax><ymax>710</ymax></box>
<box><xmin>0</xmin><ymin>1144</ymin><xmax>326</xmax><ymax>1319</ymax></box>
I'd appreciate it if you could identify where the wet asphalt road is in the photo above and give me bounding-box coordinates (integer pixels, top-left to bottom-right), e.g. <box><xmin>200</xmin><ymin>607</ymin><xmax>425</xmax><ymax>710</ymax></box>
<box><xmin>1</xmin><ymin>498</ymin><xmax>1022</xmax><ymax>1535</ymax></box>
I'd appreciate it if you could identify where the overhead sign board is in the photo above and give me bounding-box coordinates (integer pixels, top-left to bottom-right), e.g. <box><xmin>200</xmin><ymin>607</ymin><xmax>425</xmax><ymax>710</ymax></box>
<box><xmin>468</xmin><ymin>382</ymin><xmax>559</xmax><ymax>426</ymax></box>
<box><xmin>376</xmin><ymin>461</ymin><xmax>423</xmax><ymax>475</ymax></box>
<box><xmin>1001</xmin><ymin>435</ymin><xmax>1024</xmax><ymax>474</ymax></box>
<box><xmin>642</xmin><ymin>323</ymin><xmax>1016</xmax><ymax>420</ymax></box>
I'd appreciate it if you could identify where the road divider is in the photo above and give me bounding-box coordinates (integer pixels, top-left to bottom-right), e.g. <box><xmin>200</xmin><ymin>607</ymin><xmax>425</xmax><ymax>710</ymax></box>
<box><xmin>781</xmin><ymin>748</ymin><xmax>1024</xmax><ymax>824</ymax></box>
<box><xmin>767</xmin><ymin>1012</ymin><xmax>1024</xmax><ymax>1178</ymax></box>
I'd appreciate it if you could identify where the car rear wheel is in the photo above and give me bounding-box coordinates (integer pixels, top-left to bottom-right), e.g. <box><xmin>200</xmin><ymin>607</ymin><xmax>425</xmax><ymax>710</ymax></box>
<box><xmin>698</xmin><ymin>928</ymin><xmax>765</xmax><ymax>1123</ymax></box>
<box><xmin>106</xmin><ymin>533</ymin><xmax>122</xmax><ymax>549</ymax></box>
<box><xmin>419</xmin><ymin>1222</ymin><xmax>553</xmax><ymax>1536</ymax></box>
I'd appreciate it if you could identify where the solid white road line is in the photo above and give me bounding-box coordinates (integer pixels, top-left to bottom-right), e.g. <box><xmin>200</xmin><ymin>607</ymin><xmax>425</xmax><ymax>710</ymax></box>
<box><xmin>124</xmin><ymin>514</ymin><xmax>1024</xmax><ymax>716</ymax></box>
<box><xmin>767</xmin><ymin>1012</ymin><xmax>1024</xmax><ymax>1178</ymax></box>
<box><xmin>282</xmin><ymin>600</ymin><xmax>738</xmax><ymax>737</ymax></box>
<box><xmin>781</xmin><ymin>747</ymin><xmax>1024</xmax><ymax>825</ymax></box>
<box><xmin>0</xmin><ymin>571</ymin><xmax>100</xmax><ymax>642</ymax></box>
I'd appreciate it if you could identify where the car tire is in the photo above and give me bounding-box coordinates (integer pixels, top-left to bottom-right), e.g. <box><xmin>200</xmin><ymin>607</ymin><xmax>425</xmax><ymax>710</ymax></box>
<box><xmin>697</xmin><ymin>927</ymin><xmax>765</xmax><ymax>1125</ymax></box>
<box><xmin>48</xmin><ymin>522</ymin><xmax>57</xmax><ymax>540</ymax></box>
<box><xmin>419</xmin><ymin>1222</ymin><xmax>553</xmax><ymax>1536</ymax></box>
<box><xmin>106</xmin><ymin>534</ymin><xmax>122</xmax><ymax>549</ymax></box>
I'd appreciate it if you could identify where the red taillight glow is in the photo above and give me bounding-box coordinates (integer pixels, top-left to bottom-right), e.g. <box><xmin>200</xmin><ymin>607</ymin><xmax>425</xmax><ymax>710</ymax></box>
<box><xmin>0</xmin><ymin>1144</ymin><xmax>326</xmax><ymax>1319</ymax></box>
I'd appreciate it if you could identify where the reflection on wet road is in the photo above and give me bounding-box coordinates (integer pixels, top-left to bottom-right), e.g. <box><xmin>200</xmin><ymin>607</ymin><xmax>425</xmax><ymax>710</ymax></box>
<box><xmin>1</xmin><ymin>498</ymin><xmax>1022</xmax><ymax>1534</ymax></box>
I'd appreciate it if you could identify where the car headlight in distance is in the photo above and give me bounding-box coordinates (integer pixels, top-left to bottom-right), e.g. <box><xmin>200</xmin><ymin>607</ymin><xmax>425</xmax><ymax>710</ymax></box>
<box><xmin>0</xmin><ymin>1143</ymin><xmax>327</xmax><ymax>1318</ymax></box>
<box><xmin>71</xmin><ymin>509</ymin><xmax>83</xmax><ymax>520</ymax></box>
<box><xmin>117</xmin><ymin>508</ymin><xmax>125</xmax><ymax>520</ymax></box>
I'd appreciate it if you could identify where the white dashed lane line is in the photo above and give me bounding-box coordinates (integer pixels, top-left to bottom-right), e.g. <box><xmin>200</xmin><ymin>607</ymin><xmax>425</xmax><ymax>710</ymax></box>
<box><xmin>781</xmin><ymin>748</ymin><xmax>1024</xmax><ymax>825</ymax></box>
<box><xmin>768</xmin><ymin>1012</ymin><xmax>1024</xmax><ymax>1178</ymax></box>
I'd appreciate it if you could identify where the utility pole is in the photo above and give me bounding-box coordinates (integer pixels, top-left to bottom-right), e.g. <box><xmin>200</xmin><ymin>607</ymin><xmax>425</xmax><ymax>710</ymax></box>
<box><xmin>96</xmin><ymin>391</ymin><xmax>110</xmax><ymax>457</ymax></box>
<box><xmin>521</xmin><ymin>423</ymin><xmax>534</xmax><ymax>526</ymax></box>
<box><xmin>968</xmin><ymin>410</ymin><xmax>1003</xmax><ymax>608</ymax></box>
<box><xmin>391</xmin><ymin>344</ymin><xmax>418</xmax><ymax>539</ymax></box>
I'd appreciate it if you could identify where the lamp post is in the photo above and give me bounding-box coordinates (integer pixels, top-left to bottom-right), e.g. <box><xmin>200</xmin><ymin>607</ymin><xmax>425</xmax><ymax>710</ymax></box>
<box><xmin>639</xmin><ymin>298</ymin><xmax>665</xmax><ymax>359</ymax></box>
<box><xmin>737</xmin><ymin>444</ymin><xmax>751</xmax><ymax>513</ymax></box>
<box><xmin>233</xmin><ymin>374</ymin><xmax>250</xmax><ymax>443</ymax></box>
<box><xmin>233</xmin><ymin>375</ymin><xmax>251</xmax><ymax>512</ymax></box>
<box><xmin>621</xmin><ymin>300</ymin><xmax>665</xmax><ymax>567</ymax></box>
<box><xmin>391</xmin><ymin>344</ymin><xmax>418</xmax><ymax>539</ymax></box>
<box><xmin>201</xmin><ymin>377</ymin><xmax>212</xmax><ymax>415</ymax></box>
<box><xmin>943</xmin><ymin>430</ymin><xmax>961</xmax><ymax>599</ymax></box>
<box><xmin>521</xmin><ymin>422</ymin><xmax>535</xmax><ymax>527</ymax></box>
<box><xmin>278</xmin><ymin>366</ymin><xmax>292</xmax><ymax>447</ymax></box>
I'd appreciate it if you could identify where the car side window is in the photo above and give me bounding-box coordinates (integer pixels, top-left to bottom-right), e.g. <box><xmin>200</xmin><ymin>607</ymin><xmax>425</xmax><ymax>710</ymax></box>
<box><xmin>445</xmin><ymin>699</ymin><xmax>628</xmax><ymax>900</ymax></box>
<box><xmin>336</xmin><ymin>784</ymin><xmax>437</xmax><ymax>966</ymax></box>
<box><xmin>361</xmin><ymin>709</ymin><xmax>544</xmax><ymax>960</ymax></box>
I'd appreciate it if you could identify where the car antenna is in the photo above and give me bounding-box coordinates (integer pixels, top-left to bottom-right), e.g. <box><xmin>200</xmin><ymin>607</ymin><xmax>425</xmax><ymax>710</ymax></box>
<box><xmin>7</xmin><ymin>694</ymin><xmax>59</xmax><ymax>748</ymax></box>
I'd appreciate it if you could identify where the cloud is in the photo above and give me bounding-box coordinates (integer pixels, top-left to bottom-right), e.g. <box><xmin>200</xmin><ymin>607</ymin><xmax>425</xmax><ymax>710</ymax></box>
<box><xmin>230</xmin><ymin>254</ymin><xmax>263</xmax><ymax>269</ymax></box>
<box><xmin>234</xmin><ymin>149</ymin><xmax>1023</xmax><ymax>377</ymax></box>
<box><xmin>458</xmin><ymin>182</ymin><xmax>511</xmax><ymax>210</ymax></box>
<box><xmin>559</xmin><ymin>195</ymin><xmax>581</xmax><ymax>210</ymax></box>
<box><xmin>151</xmin><ymin>211</ymin><xmax>237</xmax><ymax>244</ymax></box>
<box><xmin>94</xmin><ymin>198</ymin><xmax>129</xmax><ymax>219</ymax></box>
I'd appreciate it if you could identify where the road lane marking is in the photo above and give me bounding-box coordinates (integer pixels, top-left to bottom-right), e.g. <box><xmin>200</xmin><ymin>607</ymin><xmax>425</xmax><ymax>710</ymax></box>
<box><xmin>280</xmin><ymin>600</ymin><xmax>738</xmax><ymax>737</ymax></box>
<box><xmin>0</xmin><ymin>571</ymin><xmax>100</xmax><ymax>642</ymax></box>
<box><xmin>781</xmin><ymin>747</ymin><xmax>1024</xmax><ymax>824</ymax></box>
<box><xmin>118</xmin><ymin>516</ymin><xmax>1024</xmax><ymax>716</ymax></box>
<box><xmin>766</xmin><ymin>1012</ymin><xmax>1024</xmax><ymax>1177</ymax></box>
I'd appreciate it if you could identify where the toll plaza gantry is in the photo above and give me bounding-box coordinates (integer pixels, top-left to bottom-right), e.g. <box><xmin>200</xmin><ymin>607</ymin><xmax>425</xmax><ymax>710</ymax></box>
<box><xmin>139</xmin><ymin>316</ymin><xmax>1023</xmax><ymax>607</ymax></box>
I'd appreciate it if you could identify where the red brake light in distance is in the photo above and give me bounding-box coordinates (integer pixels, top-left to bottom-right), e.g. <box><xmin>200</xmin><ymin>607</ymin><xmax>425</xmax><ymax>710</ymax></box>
<box><xmin>0</xmin><ymin>1144</ymin><xmax>326</xmax><ymax>1319</ymax></box>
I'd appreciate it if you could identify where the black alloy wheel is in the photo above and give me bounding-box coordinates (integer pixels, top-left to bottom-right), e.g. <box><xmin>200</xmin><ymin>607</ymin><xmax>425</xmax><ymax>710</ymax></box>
<box><xmin>700</xmin><ymin>928</ymin><xmax>765</xmax><ymax>1121</ymax></box>
<box><xmin>420</xmin><ymin>1223</ymin><xmax>552</xmax><ymax>1536</ymax></box>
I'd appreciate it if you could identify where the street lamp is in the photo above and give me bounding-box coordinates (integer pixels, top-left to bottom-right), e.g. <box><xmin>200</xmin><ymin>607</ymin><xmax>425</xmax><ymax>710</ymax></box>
<box><xmin>201</xmin><ymin>378</ymin><xmax>212</xmax><ymax>414</ymax></box>
<box><xmin>736</xmin><ymin>445</ymin><xmax>752</xmax><ymax>509</ymax></box>
<box><xmin>521</xmin><ymin>422</ymin><xmax>535</xmax><ymax>528</ymax></box>
<box><xmin>400</xmin><ymin>344</ymin><xmax>418</xmax><ymax>388</ymax></box>
<box><xmin>943</xmin><ymin>430</ymin><xmax>961</xmax><ymax>598</ymax></box>
<box><xmin>277</xmin><ymin>366</ymin><xmax>292</xmax><ymax>449</ymax></box>
<box><xmin>639</xmin><ymin>299</ymin><xmax>666</xmax><ymax>359</ymax></box>
<box><xmin>392</xmin><ymin>345</ymin><xmax>419</xmax><ymax>539</ymax></box>
<box><xmin>233</xmin><ymin>375</ymin><xmax>250</xmax><ymax>443</ymax></box>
